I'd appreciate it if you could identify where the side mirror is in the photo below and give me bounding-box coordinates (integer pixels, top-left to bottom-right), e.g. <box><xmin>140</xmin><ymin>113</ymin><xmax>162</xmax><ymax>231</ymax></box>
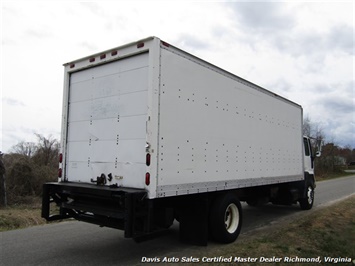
<box><xmin>315</xmin><ymin>139</ymin><xmax>323</xmax><ymax>158</ymax></box>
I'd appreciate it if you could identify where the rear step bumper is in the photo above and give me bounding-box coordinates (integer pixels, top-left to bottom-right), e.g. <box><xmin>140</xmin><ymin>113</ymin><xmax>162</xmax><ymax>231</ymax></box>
<box><xmin>42</xmin><ymin>182</ymin><xmax>148</xmax><ymax>238</ymax></box>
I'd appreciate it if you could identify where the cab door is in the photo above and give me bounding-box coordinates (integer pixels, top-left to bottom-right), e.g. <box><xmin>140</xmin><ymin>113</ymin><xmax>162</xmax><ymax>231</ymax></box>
<box><xmin>303</xmin><ymin>137</ymin><xmax>314</xmax><ymax>175</ymax></box>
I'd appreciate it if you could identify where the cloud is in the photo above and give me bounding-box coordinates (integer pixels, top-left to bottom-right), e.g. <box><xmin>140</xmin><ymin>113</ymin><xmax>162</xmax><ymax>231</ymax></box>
<box><xmin>308</xmin><ymin>81</ymin><xmax>355</xmax><ymax>147</ymax></box>
<box><xmin>226</xmin><ymin>2</ymin><xmax>353</xmax><ymax>62</ymax></box>
<box><xmin>80</xmin><ymin>2</ymin><xmax>105</xmax><ymax>17</ymax></box>
<box><xmin>222</xmin><ymin>2</ymin><xmax>354</xmax><ymax>148</ymax></box>
<box><xmin>176</xmin><ymin>34</ymin><xmax>212</xmax><ymax>52</ymax></box>
<box><xmin>327</xmin><ymin>24</ymin><xmax>354</xmax><ymax>55</ymax></box>
<box><xmin>1</xmin><ymin>1</ymin><xmax>354</xmax><ymax>152</ymax></box>
<box><xmin>227</xmin><ymin>2</ymin><xmax>295</xmax><ymax>32</ymax></box>
<box><xmin>78</xmin><ymin>41</ymin><xmax>99</xmax><ymax>53</ymax></box>
<box><xmin>322</xmin><ymin>96</ymin><xmax>353</xmax><ymax>114</ymax></box>
<box><xmin>25</xmin><ymin>28</ymin><xmax>52</xmax><ymax>39</ymax></box>
<box><xmin>2</xmin><ymin>97</ymin><xmax>26</xmax><ymax>107</ymax></box>
<box><xmin>278</xmin><ymin>24</ymin><xmax>353</xmax><ymax>58</ymax></box>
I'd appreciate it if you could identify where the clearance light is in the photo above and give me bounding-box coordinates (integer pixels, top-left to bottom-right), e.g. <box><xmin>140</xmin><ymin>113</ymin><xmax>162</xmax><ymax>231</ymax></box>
<box><xmin>161</xmin><ymin>41</ymin><xmax>170</xmax><ymax>47</ymax></box>
<box><xmin>70</xmin><ymin>63</ymin><xmax>75</xmax><ymax>68</ymax></box>
<box><xmin>137</xmin><ymin>42</ymin><xmax>144</xmax><ymax>48</ymax></box>
<box><xmin>146</xmin><ymin>153</ymin><xmax>151</xmax><ymax>166</ymax></box>
<box><xmin>100</xmin><ymin>54</ymin><xmax>106</xmax><ymax>60</ymax></box>
<box><xmin>145</xmin><ymin>172</ymin><xmax>150</xmax><ymax>186</ymax></box>
<box><xmin>111</xmin><ymin>50</ymin><xmax>118</xmax><ymax>56</ymax></box>
<box><xmin>89</xmin><ymin>58</ymin><xmax>95</xmax><ymax>62</ymax></box>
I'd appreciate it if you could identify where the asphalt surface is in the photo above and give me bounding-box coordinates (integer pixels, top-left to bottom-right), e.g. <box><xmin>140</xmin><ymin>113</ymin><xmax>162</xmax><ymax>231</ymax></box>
<box><xmin>0</xmin><ymin>175</ymin><xmax>354</xmax><ymax>266</ymax></box>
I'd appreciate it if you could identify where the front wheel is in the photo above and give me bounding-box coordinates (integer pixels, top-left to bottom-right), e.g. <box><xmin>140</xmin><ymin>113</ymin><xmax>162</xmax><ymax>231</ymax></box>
<box><xmin>209</xmin><ymin>193</ymin><xmax>242</xmax><ymax>243</ymax></box>
<box><xmin>299</xmin><ymin>185</ymin><xmax>314</xmax><ymax>210</ymax></box>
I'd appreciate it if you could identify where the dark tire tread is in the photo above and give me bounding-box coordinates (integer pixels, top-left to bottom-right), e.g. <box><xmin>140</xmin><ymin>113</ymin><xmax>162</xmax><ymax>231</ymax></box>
<box><xmin>209</xmin><ymin>193</ymin><xmax>242</xmax><ymax>243</ymax></box>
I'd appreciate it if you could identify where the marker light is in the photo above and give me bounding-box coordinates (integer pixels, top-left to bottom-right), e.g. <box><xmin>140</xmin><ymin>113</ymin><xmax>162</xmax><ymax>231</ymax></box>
<box><xmin>145</xmin><ymin>172</ymin><xmax>150</xmax><ymax>186</ymax></box>
<box><xmin>146</xmin><ymin>153</ymin><xmax>151</xmax><ymax>166</ymax></box>
<box><xmin>161</xmin><ymin>41</ymin><xmax>170</xmax><ymax>47</ymax></box>
<box><xmin>59</xmin><ymin>153</ymin><xmax>63</xmax><ymax>163</ymax></box>
<box><xmin>58</xmin><ymin>168</ymin><xmax>62</xmax><ymax>178</ymax></box>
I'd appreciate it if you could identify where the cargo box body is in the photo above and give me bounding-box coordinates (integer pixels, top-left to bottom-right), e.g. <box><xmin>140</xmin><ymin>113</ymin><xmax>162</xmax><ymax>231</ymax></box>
<box><xmin>60</xmin><ymin>37</ymin><xmax>304</xmax><ymax>199</ymax></box>
<box><xmin>43</xmin><ymin>37</ymin><xmax>315</xmax><ymax>245</ymax></box>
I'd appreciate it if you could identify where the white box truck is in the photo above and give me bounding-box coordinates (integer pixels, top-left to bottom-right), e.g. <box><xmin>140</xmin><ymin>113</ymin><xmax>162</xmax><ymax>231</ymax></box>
<box><xmin>42</xmin><ymin>37</ymin><xmax>320</xmax><ymax>245</ymax></box>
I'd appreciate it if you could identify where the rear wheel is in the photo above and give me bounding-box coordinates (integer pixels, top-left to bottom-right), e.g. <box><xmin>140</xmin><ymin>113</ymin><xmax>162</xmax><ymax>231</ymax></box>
<box><xmin>209</xmin><ymin>193</ymin><xmax>242</xmax><ymax>243</ymax></box>
<box><xmin>299</xmin><ymin>184</ymin><xmax>314</xmax><ymax>210</ymax></box>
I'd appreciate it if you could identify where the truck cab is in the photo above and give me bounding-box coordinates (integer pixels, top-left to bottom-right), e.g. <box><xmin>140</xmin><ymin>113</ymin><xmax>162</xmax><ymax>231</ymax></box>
<box><xmin>304</xmin><ymin>136</ymin><xmax>314</xmax><ymax>176</ymax></box>
<box><xmin>303</xmin><ymin>136</ymin><xmax>322</xmax><ymax>178</ymax></box>
<box><xmin>299</xmin><ymin>136</ymin><xmax>321</xmax><ymax>210</ymax></box>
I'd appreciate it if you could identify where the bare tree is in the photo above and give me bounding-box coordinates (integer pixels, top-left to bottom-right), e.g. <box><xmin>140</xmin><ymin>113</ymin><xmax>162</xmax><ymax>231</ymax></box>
<box><xmin>303</xmin><ymin>116</ymin><xmax>312</xmax><ymax>137</ymax></box>
<box><xmin>33</xmin><ymin>134</ymin><xmax>59</xmax><ymax>167</ymax></box>
<box><xmin>11</xmin><ymin>141</ymin><xmax>37</xmax><ymax>157</ymax></box>
<box><xmin>4</xmin><ymin>134</ymin><xmax>60</xmax><ymax>205</ymax></box>
<box><xmin>303</xmin><ymin>116</ymin><xmax>325</xmax><ymax>153</ymax></box>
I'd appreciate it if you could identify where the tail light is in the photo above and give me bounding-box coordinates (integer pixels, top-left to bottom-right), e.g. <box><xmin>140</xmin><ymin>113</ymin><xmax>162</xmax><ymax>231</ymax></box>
<box><xmin>58</xmin><ymin>153</ymin><xmax>63</xmax><ymax>179</ymax></box>
<box><xmin>145</xmin><ymin>172</ymin><xmax>150</xmax><ymax>186</ymax></box>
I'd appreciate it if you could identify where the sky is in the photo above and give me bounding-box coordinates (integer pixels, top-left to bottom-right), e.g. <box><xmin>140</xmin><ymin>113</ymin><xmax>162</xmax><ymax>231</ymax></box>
<box><xmin>1</xmin><ymin>1</ymin><xmax>354</xmax><ymax>153</ymax></box>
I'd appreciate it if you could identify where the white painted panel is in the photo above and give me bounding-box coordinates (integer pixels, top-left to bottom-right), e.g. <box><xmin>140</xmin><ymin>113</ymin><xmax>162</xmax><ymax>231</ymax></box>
<box><xmin>66</xmin><ymin>162</ymin><xmax>91</xmax><ymax>182</ymax></box>
<box><xmin>69</xmin><ymin>79</ymin><xmax>92</xmax><ymax>103</ymax></box>
<box><xmin>65</xmin><ymin>53</ymin><xmax>149</xmax><ymax>189</ymax></box>
<box><xmin>66</xmin><ymin>141</ymin><xmax>90</xmax><ymax>162</ymax></box>
<box><xmin>118</xmin><ymin>115</ymin><xmax>147</xmax><ymax>140</ymax></box>
<box><xmin>119</xmin><ymin>67</ymin><xmax>149</xmax><ymax>95</ymax></box>
<box><xmin>91</xmin><ymin>95</ymin><xmax>120</xmax><ymax>120</ymax></box>
<box><xmin>67</xmin><ymin>121</ymin><xmax>89</xmax><ymax>141</ymax></box>
<box><xmin>157</xmin><ymin>47</ymin><xmax>303</xmax><ymax>190</ymax></box>
<box><xmin>67</xmin><ymin>101</ymin><xmax>92</xmax><ymax>122</ymax></box>
<box><xmin>119</xmin><ymin>91</ymin><xmax>148</xmax><ymax>117</ymax></box>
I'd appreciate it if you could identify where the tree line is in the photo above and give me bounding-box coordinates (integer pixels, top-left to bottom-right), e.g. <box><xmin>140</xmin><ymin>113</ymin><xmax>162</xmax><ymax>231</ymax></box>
<box><xmin>0</xmin><ymin>123</ymin><xmax>354</xmax><ymax>207</ymax></box>
<box><xmin>0</xmin><ymin>134</ymin><xmax>59</xmax><ymax>206</ymax></box>
<box><xmin>303</xmin><ymin>116</ymin><xmax>355</xmax><ymax>177</ymax></box>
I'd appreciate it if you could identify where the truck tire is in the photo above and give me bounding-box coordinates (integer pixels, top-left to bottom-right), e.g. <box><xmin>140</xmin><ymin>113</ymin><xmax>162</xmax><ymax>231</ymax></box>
<box><xmin>299</xmin><ymin>184</ymin><xmax>314</xmax><ymax>210</ymax></box>
<box><xmin>209</xmin><ymin>193</ymin><xmax>242</xmax><ymax>243</ymax></box>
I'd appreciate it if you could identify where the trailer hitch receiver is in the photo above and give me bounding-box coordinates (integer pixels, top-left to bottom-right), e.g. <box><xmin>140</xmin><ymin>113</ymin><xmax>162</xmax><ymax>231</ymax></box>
<box><xmin>91</xmin><ymin>173</ymin><xmax>107</xmax><ymax>185</ymax></box>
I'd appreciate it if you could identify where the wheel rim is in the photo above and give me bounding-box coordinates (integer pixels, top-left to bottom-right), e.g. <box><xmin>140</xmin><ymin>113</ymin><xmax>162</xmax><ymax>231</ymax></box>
<box><xmin>224</xmin><ymin>203</ymin><xmax>239</xmax><ymax>233</ymax></box>
<box><xmin>307</xmin><ymin>186</ymin><xmax>314</xmax><ymax>204</ymax></box>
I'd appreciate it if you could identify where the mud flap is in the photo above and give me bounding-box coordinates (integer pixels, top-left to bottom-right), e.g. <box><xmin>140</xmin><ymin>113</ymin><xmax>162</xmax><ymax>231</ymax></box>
<box><xmin>178</xmin><ymin>195</ymin><xmax>209</xmax><ymax>246</ymax></box>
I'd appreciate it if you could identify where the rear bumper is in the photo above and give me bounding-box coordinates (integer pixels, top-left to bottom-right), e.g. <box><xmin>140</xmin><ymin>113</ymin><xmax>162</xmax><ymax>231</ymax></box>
<box><xmin>42</xmin><ymin>182</ymin><xmax>148</xmax><ymax>238</ymax></box>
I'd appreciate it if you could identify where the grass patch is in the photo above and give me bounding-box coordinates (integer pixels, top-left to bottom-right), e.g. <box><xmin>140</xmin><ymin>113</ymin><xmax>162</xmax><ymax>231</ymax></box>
<box><xmin>0</xmin><ymin>205</ymin><xmax>47</xmax><ymax>232</ymax></box>
<box><xmin>0</xmin><ymin>198</ymin><xmax>48</xmax><ymax>232</ymax></box>
<box><xmin>206</xmin><ymin>195</ymin><xmax>355</xmax><ymax>266</ymax></box>
<box><xmin>316</xmin><ymin>170</ymin><xmax>354</xmax><ymax>181</ymax></box>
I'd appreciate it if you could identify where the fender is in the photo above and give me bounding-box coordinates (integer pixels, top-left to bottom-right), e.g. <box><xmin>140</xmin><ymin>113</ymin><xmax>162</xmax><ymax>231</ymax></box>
<box><xmin>303</xmin><ymin>172</ymin><xmax>316</xmax><ymax>197</ymax></box>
